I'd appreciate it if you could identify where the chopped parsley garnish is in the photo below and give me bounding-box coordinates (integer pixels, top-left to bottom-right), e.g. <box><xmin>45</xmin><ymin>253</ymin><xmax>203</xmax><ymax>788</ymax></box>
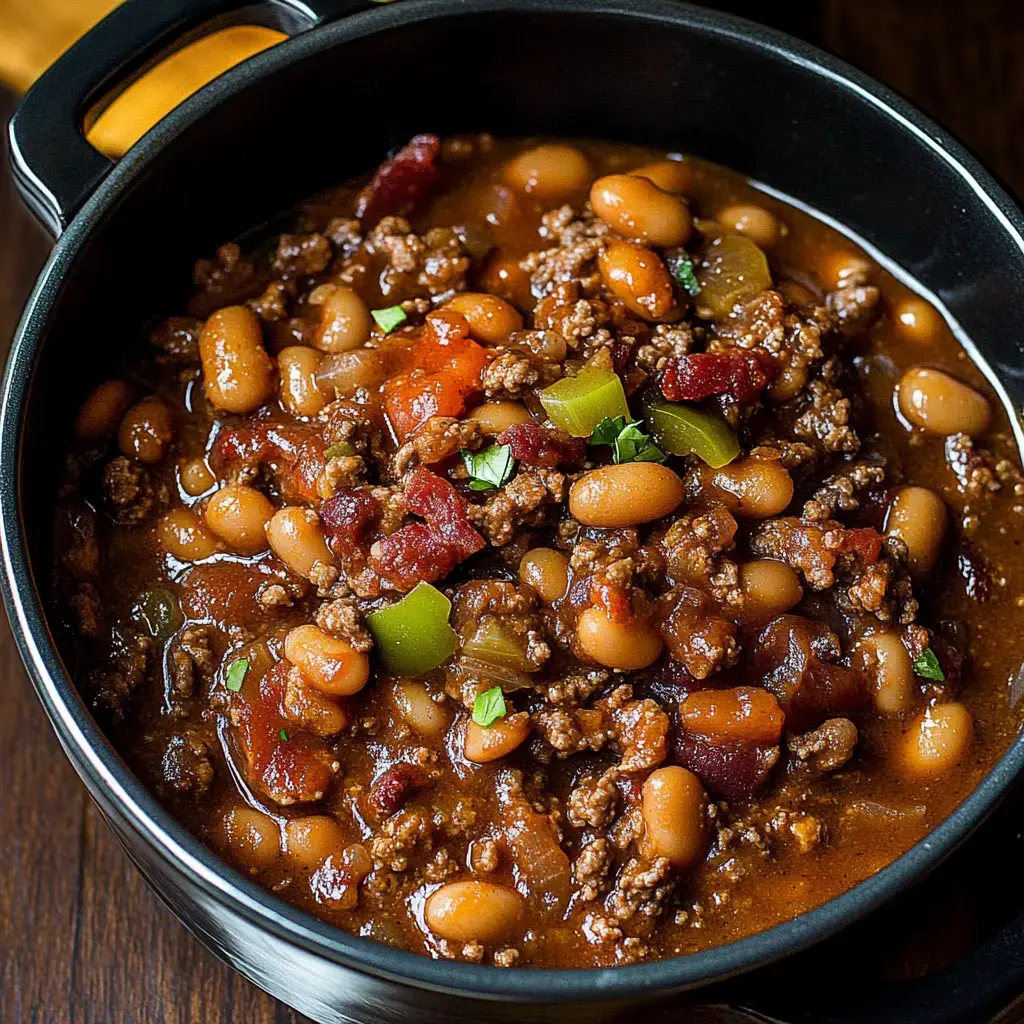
<box><xmin>666</xmin><ymin>249</ymin><xmax>702</xmax><ymax>296</ymax></box>
<box><xmin>324</xmin><ymin>441</ymin><xmax>356</xmax><ymax>460</ymax></box>
<box><xmin>461</xmin><ymin>444</ymin><xmax>516</xmax><ymax>491</ymax></box>
<box><xmin>675</xmin><ymin>257</ymin><xmax>701</xmax><ymax>296</ymax></box>
<box><xmin>371</xmin><ymin>305</ymin><xmax>407</xmax><ymax>333</ymax></box>
<box><xmin>473</xmin><ymin>686</ymin><xmax>507</xmax><ymax>727</ymax></box>
<box><xmin>913</xmin><ymin>648</ymin><xmax>946</xmax><ymax>682</ymax></box>
<box><xmin>279</xmin><ymin>729</ymin><xmax>290</xmax><ymax>742</ymax></box>
<box><xmin>589</xmin><ymin>416</ymin><xmax>666</xmax><ymax>465</ymax></box>
<box><xmin>590</xmin><ymin>415</ymin><xmax>628</xmax><ymax>447</ymax></box>
<box><xmin>224</xmin><ymin>658</ymin><xmax>249</xmax><ymax>692</ymax></box>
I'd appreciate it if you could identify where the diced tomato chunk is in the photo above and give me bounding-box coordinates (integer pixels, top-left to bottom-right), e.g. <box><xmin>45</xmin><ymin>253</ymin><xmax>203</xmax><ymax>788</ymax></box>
<box><xmin>589</xmin><ymin>578</ymin><xmax>633</xmax><ymax>624</ymax></box>
<box><xmin>211</xmin><ymin>423</ymin><xmax>324</xmax><ymax>503</ymax></box>
<box><xmin>837</xmin><ymin>526</ymin><xmax>883</xmax><ymax>564</ymax></box>
<box><xmin>211</xmin><ymin>422</ymin><xmax>316</xmax><ymax>471</ymax></box>
<box><xmin>659</xmin><ymin>350</ymin><xmax>776</xmax><ymax>403</ymax></box>
<box><xmin>282</xmin><ymin>436</ymin><xmax>327</xmax><ymax>503</ymax></box>
<box><xmin>383</xmin><ymin>312</ymin><xmax>491</xmax><ymax>441</ymax></box>
<box><xmin>233</xmin><ymin>661</ymin><xmax>334</xmax><ymax>805</ymax></box>
<box><xmin>355</xmin><ymin>134</ymin><xmax>441</xmax><ymax>226</ymax></box>
<box><xmin>384</xmin><ymin>377</ymin><xmax>468</xmax><ymax>441</ymax></box>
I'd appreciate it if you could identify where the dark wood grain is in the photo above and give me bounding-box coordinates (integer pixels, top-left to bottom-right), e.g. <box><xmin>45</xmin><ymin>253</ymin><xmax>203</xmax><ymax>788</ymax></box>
<box><xmin>816</xmin><ymin>0</ymin><xmax>1024</xmax><ymax>199</ymax></box>
<box><xmin>1</xmin><ymin>3</ymin><xmax>1022</xmax><ymax>1020</ymax></box>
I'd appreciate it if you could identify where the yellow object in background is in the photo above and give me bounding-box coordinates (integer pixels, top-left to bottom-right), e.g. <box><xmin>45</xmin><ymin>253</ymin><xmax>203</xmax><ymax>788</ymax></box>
<box><xmin>0</xmin><ymin>0</ymin><xmax>286</xmax><ymax>159</ymax></box>
<box><xmin>0</xmin><ymin>0</ymin><xmax>122</xmax><ymax>93</ymax></box>
<box><xmin>86</xmin><ymin>26</ymin><xmax>287</xmax><ymax>157</ymax></box>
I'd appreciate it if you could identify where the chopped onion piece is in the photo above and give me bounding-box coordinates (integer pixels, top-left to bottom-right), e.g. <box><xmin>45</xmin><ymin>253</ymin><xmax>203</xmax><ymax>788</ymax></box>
<box><xmin>315</xmin><ymin>349</ymin><xmax>385</xmax><ymax>397</ymax></box>
<box><xmin>696</xmin><ymin>234</ymin><xmax>771</xmax><ymax>318</ymax></box>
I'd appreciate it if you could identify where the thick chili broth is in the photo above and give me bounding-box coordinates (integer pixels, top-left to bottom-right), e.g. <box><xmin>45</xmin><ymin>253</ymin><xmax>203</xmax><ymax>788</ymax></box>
<box><xmin>53</xmin><ymin>136</ymin><xmax>1024</xmax><ymax>968</ymax></box>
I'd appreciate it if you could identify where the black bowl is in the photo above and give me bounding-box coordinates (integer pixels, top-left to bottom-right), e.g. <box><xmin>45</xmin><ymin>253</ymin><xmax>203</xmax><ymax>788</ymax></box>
<box><xmin>6</xmin><ymin>1</ymin><xmax>1024</xmax><ymax>1021</ymax></box>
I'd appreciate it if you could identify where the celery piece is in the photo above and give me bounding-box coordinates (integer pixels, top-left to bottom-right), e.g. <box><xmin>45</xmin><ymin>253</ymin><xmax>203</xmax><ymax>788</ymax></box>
<box><xmin>540</xmin><ymin>367</ymin><xmax>630</xmax><ymax>437</ymax></box>
<box><xmin>647</xmin><ymin>400</ymin><xmax>740</xmax><ymax>468</ymax></box>
<box><xmin>366</xmin><ymin>582</ymin><xmax>458</xmax><ymax>676</ymax></box>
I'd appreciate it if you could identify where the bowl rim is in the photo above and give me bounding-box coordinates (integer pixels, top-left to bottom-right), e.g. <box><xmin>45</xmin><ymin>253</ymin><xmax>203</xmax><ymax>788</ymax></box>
<box><xmin>5</xmin><ymin>0</ymin><xmax>1024</xmax><ymax>1004</ymax></box>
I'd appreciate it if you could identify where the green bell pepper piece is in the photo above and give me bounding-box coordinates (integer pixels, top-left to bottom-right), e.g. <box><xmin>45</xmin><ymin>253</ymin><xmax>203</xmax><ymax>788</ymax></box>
<box><xmin>647</xmin><ymin>400</ymin><xmax>740</xmax><ymax>468</ymax></box>
<box><xmin>366</xmin><ymin>582</ymin><xmax>458</xmax><ymax>676</ymax></box>
<box><xmin>539</xmin><ymin>367</ymin><xmax>630</xmax><ymax>437</ymax></box>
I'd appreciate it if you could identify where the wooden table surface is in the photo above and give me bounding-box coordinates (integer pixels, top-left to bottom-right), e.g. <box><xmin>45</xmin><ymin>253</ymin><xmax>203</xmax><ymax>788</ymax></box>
<box><xmin>3</xmin><ymin>2</ymin><xmax>1024</xmax><ymax>1021</ymax></box>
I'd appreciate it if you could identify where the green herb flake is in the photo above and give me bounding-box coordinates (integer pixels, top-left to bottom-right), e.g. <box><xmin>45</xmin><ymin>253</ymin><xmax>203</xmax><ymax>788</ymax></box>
<box><xmin>279</xmin><ymin>729</ymin><xmax>290</xmax><ymax>742</ymax></box>
<box><xmin>324</xmin><ymin>441</ymin><xmax>356</xmax><ymax>460</ymax></box>
<box><xmin>224</xmin><ymin>658</ymin><xmax>249</xmax><ymax>693</ymax></box>
<box><xmin>590</xmin><ymin>417</ymin><xmax>665</xmax><ymax>465</ymax></box>
<box><xmin>613</xmin><ymin>421</ymin><xmax>666</xmax><ymax>465</ymax></box>
<box><xmin>371</xmin><ymin>305</ymin><xmax>407</xmax><ymax>334</ymax></box>
<box><xmin>913</xmin><ymin>648</ymin><xmax>946</xmax><ymax>682</ymax></box>
<box><xmin>590</xmin><ymin>416</ymin><xmax>628</xmax><ymax>447</ymax></box>
<box><xmin>461</xmin><ymin>444</ymin><xmax>516</xmax><ymax>491</ymax></box>
<box><xmin>473</xmin><ymin>686</ymin><xmax>507</xmax><ymax>727</ymax></box>
<box><xmin>674</xmin><ymin>255</ymin><xmax>701</xmax><ymax>297</ymax></box>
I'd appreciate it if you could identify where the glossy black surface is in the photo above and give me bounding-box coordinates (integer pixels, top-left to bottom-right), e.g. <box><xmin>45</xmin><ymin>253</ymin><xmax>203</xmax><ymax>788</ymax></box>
<box><xmin>6</xmin><ymin>1</ymin><xmax>1024</xmax><ymax>1021</ymax></box>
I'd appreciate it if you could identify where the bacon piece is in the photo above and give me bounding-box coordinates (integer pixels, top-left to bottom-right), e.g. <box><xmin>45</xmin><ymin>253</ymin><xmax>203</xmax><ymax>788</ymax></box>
<box><xmin>359</xmin><ymin>469</ymin><xmax>485</xmax><ymax>593</ymax></box>
<box><xmin>233</xmin><ymin>661</ymin><xmax>335</xmax><ymax>805</ymax></box>
<box><xmin>355</xmin><ymin>134</ymin><xmax>441</xmax><ymax>227</ymax></box>
<box><xmin>403</xmin><ymin>465</ymin><xmax>485</xmax><ymax>561</ymax></box>
<box><xmin>372</xmin><ymin>522</ymin><xmax>465</xmax><ymax>591</ymax></box>
<box><xmin>675</xmin><ymin>732</ymin><xmax>779</xmax><ymax>800</ymax></box>
<box><xmin>320</xmin><ymin>489</ymin><xmax>383</xmax><ymax>556</ymax></box>
<box><xmin>497</xmin><ymin>422</ymin><xmax>587</xmax><ymax>469</ymax></box>
<box><xmin>659</xmin><ymin>350</ymin><xmax>775</xmax><ymax>403</ymax></box>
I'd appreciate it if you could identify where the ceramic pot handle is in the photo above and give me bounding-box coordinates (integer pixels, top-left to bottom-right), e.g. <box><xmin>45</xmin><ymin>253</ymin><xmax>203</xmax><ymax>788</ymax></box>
<box><xmin>7</xmin><ymin>0</ymin><xmax>372</xmax><ymax>235</ymax></box>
